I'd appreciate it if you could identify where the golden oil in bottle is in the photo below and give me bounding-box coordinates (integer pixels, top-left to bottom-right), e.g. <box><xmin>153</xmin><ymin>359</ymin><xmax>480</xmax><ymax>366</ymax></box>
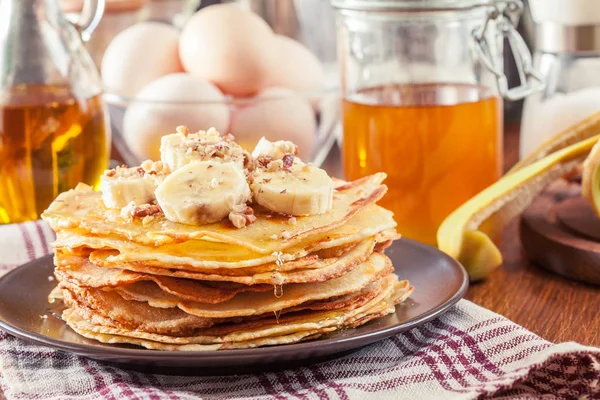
<box><xmin>0</xmin><ymin>84</ymin><xmax>109</xmax><ymax>223</ymax></box>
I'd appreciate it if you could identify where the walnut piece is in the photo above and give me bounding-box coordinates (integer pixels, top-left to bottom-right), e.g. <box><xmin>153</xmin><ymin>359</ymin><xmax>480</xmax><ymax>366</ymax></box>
<box><xmin>228</xmin><ymin>206</ymin><xmax>257</xmax><ymax>229</ymax></box>
<box><xmin>121</xmin><ymin>202</ymin><xmax>162</xmax><ymax>220</ymax></box>
<box><xmin>282</xmin><ymin>154</ymin><xmax>294</xmax><ymax>169</ymax></box>
<box><xmin>266</xmin><ymin>159</ymin><xmax>284</xmax><ymax>172</ymax></box>
<box><xmin>176</xmin><ymin>125</ymin><xmax>190</xmax><ymax>136</ymax></box>
<box><xmin>140</xmin><ymin>160</ymin><xmax>170</xmax><ymax>175</ymax></box>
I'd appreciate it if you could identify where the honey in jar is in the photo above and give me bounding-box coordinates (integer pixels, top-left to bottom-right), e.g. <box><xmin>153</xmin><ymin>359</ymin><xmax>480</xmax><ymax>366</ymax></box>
<box><xmin>343</xmin><ymin>84</ymin><xmax>502</xmax><ymax>245</ymax></box>
<box><xmin>0</xmin><ymin>85</ymin><xmax>109</xmax><ymax>223</ymax></box>
<box><xmin>332</xmin><ymin>0</ymin><xmax>542</xmax><ymax>245</ymax></box>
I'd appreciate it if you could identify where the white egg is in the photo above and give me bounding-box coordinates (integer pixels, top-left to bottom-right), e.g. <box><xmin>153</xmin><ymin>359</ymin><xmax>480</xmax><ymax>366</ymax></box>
<box><xmin>123</xmin><ymin>73</ymin><xmax>230</xmax><ymax>161</ymax></box>
<box><xmin>101</xmin><ymin>22</ymin><xmax>183</xmax><ymax>98</ymax></box>
<box><xmin>230</xmin><ymin>87</ymin><xmax>316</xmax><ymax>157</ymax></box>
<box><xmin>267</xmin><ymin>35</ymin><xmax>326</xmax><ymax>93</ymax></box>
<box><xmin>179</xmin><ymin>4</ymin><xmax>274</xmax><ymax>96</ymax></box>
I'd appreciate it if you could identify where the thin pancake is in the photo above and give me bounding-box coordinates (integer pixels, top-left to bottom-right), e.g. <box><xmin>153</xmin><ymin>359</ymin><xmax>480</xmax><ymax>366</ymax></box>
<box><xmin>115</xmin><ymin>252</ymin><xmax>394</xmax><ymax>318</ymax></box>
<box><xmin>52</xmin><ymin>206</ymin><xmax>397</xmax><ymax>270</ymax></box>
<box><xmin>65</xmin><ymin>276</ymin><xmax>396</xmax><ymax>336</ymax></box>
<box><xmin>60</xmin><ymin>284</ymin><xmax>218</xmax><ymax>335</ymax></box>
<box><xmin>42</xmin><ymin>174</ymin><xmax>387</xmax><ymax>253</ymax></box>
<box><xmin>61</xmin><ymin>275</ymin><xmax>410</xmax><ymax>337</ymax></box>
<box><xmin>54</xmin><ymin>260</ymin><xmax>272</xmax><ymax>304</ymax></box>
<box><xmin>62</xmin><ymin>276</ymin><xmax>408</xmax><ymax>350</ymax></box>
<box><xmin>82</xmin><ymin>237</ymin><xmax>377</xmax><ymax>286</ymax></box>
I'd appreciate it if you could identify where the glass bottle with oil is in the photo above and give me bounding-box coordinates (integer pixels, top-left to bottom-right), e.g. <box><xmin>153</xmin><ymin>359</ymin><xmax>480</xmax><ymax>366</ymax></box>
<box><xmin>0</xmin><ymin>0</ymin><xmax>110</xmax><ymax>223</ymax></box>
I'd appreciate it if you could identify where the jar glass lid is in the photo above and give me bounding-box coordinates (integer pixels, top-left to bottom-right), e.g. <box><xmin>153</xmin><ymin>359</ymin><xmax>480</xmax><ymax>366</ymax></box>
<box><xmin>330</xmin><ymin>0</ymin><xmax>498</xmax><ymax>11</ymax></box>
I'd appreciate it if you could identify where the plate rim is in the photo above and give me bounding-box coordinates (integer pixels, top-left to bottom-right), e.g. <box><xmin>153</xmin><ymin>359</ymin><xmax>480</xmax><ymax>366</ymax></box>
<box><xmin>0</xmin><ymin>238</ymin><xmax>469</xmax><ymax>360</ymax></box>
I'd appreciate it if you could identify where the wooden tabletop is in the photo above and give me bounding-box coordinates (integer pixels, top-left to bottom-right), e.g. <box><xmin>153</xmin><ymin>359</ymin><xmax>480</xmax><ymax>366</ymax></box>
<box><xmin>324</xmin><ymin>122</ymin><xmax>600</xmax><ymax>346</ymax></box>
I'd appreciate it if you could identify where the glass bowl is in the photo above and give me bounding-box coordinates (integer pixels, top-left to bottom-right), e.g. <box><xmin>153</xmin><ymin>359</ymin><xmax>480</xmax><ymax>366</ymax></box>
<box><xmin>105</xmin><ymin>87</ymin><xmax>340</xmax><ymax>167</ymax></box>
<box><xmin>94</xmin><ymin>0</ymin><xmax>340</xmax><ymax>166</ymax></box>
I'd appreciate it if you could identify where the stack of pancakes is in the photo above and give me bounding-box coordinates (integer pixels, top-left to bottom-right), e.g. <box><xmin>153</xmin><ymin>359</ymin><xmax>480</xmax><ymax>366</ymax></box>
<box><xmin>42</xmin><ymin>173</ymin><xmax>413</xmax><ymax>350</ymax></box>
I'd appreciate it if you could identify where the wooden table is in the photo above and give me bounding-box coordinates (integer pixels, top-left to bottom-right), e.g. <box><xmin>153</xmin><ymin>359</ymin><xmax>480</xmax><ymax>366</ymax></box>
<box><xmin>324</xmin><ymin>122</ymin><xmax>600</xmax><ymax>346</ymax></box>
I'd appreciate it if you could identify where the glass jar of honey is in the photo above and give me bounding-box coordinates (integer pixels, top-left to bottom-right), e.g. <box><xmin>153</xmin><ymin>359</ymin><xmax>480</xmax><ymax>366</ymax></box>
<box><xmin>331</xmin><ymin>0</ymin><xmax>544</xmax><ymax>245</ymax></box>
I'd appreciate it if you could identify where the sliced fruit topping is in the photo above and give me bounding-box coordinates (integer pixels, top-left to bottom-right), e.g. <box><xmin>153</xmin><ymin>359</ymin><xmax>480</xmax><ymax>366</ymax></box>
<box><xmin>251</xmin><ymin>137</ymin><xmax>298</xmax><ymax>160</ymax></box>
<box><xmin>155</xmin><ymin>161</ymin><xmax>251</xmax><ymax>225</ymax></box>
<box><xmin>251</xmin><ymin>156</ymin><xmax>333</xmax><ymax>217</ymax></box>
<box><xmin>160</xmin><ymin>126</ymin><xmax>249</xmax><ymax>172</ymax></box>
<box><xmin>100</xmin><ymin>163</ymin><xmax>166</xmax><ymax>209</ymax></box>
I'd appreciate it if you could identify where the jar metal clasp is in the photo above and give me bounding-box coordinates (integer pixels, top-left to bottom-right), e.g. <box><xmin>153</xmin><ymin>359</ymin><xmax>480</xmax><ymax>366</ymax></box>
<box><xmin>472</xmin><ymin>0</ymin><xmax>545</xmax><ymax>101</ymax></box>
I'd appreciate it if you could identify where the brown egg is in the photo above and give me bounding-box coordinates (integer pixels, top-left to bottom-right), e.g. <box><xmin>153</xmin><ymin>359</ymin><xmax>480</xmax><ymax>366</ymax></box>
<box><xmin>123</xmin><ymin>73</ymin><xmax>230</xmax><ymax>161</ymax></box>
<box><xmin>230</xmin><ymin>87</ymin><xmax>316</xmax><ymax>157</ymax></box>
<box><xmin>267</xmin><ymin>35</ymin><xmax>326</xmax><ymax>93</ymax></box>
<box><xmin>101</xmin><ymin>22</ymin><xmax>183</xmax><ymax>98</ymax></box>
<box><xmin>179</xmin><ymin>4</ymin><xmax>274</xmax><ymax>97</ymax></box>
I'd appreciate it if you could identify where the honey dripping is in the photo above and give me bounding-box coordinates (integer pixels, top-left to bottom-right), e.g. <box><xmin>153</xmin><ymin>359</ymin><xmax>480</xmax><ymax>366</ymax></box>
<box><xmin>273</xmin><ymin>284</ymin><xmax>284</xmax><ymax>298</ymax></box>
<box><xmin>273</xmin><ymin>309</ymin><xmax>281</xmax><ymax>323</ymax></box>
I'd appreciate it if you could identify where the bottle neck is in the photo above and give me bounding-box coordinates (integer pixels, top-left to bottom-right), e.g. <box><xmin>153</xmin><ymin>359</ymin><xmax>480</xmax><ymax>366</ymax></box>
<box><xmin>0</xmin><ymin>0</ymin><xmax>65</xmax><ymax>87</ymax></box>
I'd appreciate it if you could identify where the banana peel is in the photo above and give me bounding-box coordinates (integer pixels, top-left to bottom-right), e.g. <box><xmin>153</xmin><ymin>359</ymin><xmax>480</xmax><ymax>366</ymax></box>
<box><xmin>437</xmin><ymin>134</ymin><xmax>600</xmax><ymax>281</ymax></box>
<box><xmin>582</xmin><ymin>140</ymin><xmax>600</xmax><ymax>217</ymax></box>
<box><xmin>509</xmin><ymin>111</ymin><xmax>600</xmax><ymax>173</ymax></box>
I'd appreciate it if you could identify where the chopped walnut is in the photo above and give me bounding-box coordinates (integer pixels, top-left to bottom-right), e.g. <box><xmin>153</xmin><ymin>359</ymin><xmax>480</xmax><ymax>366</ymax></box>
<box><xmin>228</xmin><ymin>206</ymin><xmax>257</xmax><ymax>229</ymax></box>
<box><xmin>252</xmin><ymin>138</ymin><xmax>298</xmax><ymax>160</ymax></box>
<box><xmin>176</xmin><ymin>125</ymin><xmax>190</xmax><ymax>136</ymax></box>
<box><xmin>257</xmin><ymin>156</ymin><xmax>272</xmax><ymax>169</ymax></box>
<box><xmin>120</xmin><ymin>201</ymin><xmax>137</xmax><ymax>220</ymax></box>
<box><xmin>133</xmin><ymin>204</ymin><xmax>162</xmax><ymax>218</ymax></box>
<box><xmin>121</xmin><ymin>202</ymin><xmax>162</xmax><ymax>220</ymax></box>
<box><xmin>103</xmin><ymin>165</ymin><xmax>152</xmax><ymax>179</ymax></box>
<box><xmin>280</xmin><ymin>230</ymin><xmax>292</xmax><ymax>240</ymax></box>
<box><xmin>282</xmin><ymin>154</ymin><xmax>294</xmax><ymax>169</ymax></box>
<box><xmin>287</xmin><ymin>217</ymin><xmax>297</xmax><ymax>225</ymax></box>
<box><xmin>167</xmin><ymin>128</ymin><xmax>249</xmax><ymax>170</ymax></box>
<box><xmin>266</xmin><ymin>159</ymin><xmax>284</xmax><ymax>172</ymax></box>
<box><xmin>140</xmin><ymin>160</ymin><xmax>170</xmax><ymax>175</ymax></box>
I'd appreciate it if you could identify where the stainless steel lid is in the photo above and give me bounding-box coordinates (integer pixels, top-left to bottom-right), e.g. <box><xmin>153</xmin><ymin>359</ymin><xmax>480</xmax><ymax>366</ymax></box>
<box><xmin>536</xmin><ymin>23</ymin><xmax>600</xmax><ymax>53</ymax></box>
<box><xmin>330</xmin><ymin>0</ymin><xmax>498</xmax><ymax>11</ymax></box>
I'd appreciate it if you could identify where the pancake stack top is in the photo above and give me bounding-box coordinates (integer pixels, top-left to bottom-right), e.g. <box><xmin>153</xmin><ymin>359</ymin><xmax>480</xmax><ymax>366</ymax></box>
<box><xmin>42</xmin><ymin>127</ymin><xmax>414</xmax><ymax>350</ymax></box>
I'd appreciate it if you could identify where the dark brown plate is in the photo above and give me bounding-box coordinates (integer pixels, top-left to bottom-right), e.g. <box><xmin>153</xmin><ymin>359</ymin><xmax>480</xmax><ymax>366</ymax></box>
<box><xmin>0</xmin><ymin>239</ymin><xmax>467</xmax><ymax>369</ymax></box>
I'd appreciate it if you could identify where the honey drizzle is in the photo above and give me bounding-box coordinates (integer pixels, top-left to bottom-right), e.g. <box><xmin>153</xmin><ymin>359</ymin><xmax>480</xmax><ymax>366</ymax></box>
<box><xmin>273</xmin><ymin>309</ymin><xmax>281</xmax><ymax>323</ymax></box>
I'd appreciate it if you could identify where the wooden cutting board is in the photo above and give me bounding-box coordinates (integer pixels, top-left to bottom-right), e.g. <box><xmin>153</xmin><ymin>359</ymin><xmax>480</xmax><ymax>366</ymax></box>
<box><xmin>520</xmin><ymin>178</ymin><xmax>600</xmax><ymax>285</ymax></box>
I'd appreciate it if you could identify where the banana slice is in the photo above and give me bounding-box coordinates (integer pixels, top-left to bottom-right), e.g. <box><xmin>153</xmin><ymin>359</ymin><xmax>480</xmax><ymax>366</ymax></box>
<box><xmin>160</xmin><ymin>127</ymin><xmax>248</xmax><ymax>172</ymax></box>
<box><xmin>252</xmin><ymin>137</ymin><xmax>298</xmax><ymax>160</ymax></box>
<box><xmin>155</xmin><ymin>161</ymin><xmax>251</xmax><ymax>225</ymax></box>
<box><xmin>100</xmin><ymin>166</ymin><xmax>162</xmax><ymax>209</ymax></box>
<box><xmin>251</xmin><ymin>158</ymin><xmax>333</xmax><ymax>216</ymax></box>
